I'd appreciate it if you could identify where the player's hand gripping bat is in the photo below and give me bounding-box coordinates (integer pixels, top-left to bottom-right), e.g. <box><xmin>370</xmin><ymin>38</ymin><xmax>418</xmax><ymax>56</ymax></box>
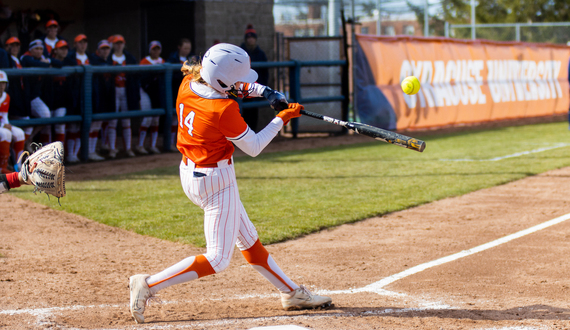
<box><xmin>299</xmin><ymin>109</ymin><xmax>426</xmax><ymax>152</ymax></box>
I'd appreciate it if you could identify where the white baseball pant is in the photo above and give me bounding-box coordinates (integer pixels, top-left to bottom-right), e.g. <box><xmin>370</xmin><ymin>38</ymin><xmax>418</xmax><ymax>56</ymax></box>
<box><xmin>145</xmin><ymin>158</ymin><xmax>300</xmax><ymax>294</ymax></box>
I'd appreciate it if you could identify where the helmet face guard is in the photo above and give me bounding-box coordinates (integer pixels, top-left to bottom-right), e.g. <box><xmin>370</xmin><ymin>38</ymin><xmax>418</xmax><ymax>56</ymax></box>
<box><xmin>200</xmin><ymin>43</ymin><xmax>258</xmax><ymax>94</ymax></box>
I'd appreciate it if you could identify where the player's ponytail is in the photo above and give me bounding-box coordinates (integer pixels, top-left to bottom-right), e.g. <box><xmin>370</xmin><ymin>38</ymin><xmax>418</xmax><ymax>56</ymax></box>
<box><xmin>181</xmin><ymin>60</ymin><xmax>206</xmax><ymax>84</ymax></box>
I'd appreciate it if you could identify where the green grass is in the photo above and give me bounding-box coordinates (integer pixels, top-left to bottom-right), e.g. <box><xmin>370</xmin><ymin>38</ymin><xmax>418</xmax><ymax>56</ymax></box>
<box><xmin>12</xmin><ymin>121</ymin><xmax>570</xmax><ymax>246</ymax></box>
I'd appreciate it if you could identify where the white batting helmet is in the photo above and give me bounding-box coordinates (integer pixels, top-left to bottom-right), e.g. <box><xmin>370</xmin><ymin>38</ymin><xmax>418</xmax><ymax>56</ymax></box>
<box><xmin>200</xmin><ymin>43</ymin><xmax>258</xmax><ymax>93</ymax></box>
<box><xmin>0</xmin><ymin>70</ymin><xmax>7</xmax><ymax>83</ymax></box>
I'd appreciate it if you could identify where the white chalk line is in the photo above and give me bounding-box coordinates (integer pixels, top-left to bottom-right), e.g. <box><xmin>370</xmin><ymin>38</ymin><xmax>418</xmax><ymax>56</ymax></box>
<box><xmin>3</xmin><ymin>211</ymin><xmax>570</xmax><ymax>328</ymax></box>
<box><xmin>439</xmin><ymin>143</ymin><xmax>570</xmax><ymax>162</ymax></box>
<box><xmin>322</xmin><ymin>211</ymin><xmax>570</xmax><ymax>296</ymax></box>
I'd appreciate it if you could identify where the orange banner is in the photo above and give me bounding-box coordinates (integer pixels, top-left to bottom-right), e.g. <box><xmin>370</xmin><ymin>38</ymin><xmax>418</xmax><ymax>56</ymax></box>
<box><xmin>355</xmin><ymin>35</ymin><xmax>570</xmax><ymax>130</ymax></box>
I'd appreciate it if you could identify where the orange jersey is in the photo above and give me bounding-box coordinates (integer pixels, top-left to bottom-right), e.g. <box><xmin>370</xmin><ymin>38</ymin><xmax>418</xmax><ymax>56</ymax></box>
<box><xmin>0</xmin><ymin>92</ymin><xmax>10</xmax><ymax>114</ymax></box>
<box><xmin>140</xmin><ymin>56</ymin><xmax>164</xmax><ymax>65</ymax></box>
<box><xmin>176</xmin><ymin>75</ymin><xmax>248</xmax><ymax>165</ymax></box>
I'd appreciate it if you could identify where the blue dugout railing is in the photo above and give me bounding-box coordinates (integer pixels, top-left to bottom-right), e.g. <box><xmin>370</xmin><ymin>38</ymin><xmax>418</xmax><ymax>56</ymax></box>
<box><xmin>6</xmin><ymin>59</ymin><xmax>346</xmax><ymax>161</ymax></box>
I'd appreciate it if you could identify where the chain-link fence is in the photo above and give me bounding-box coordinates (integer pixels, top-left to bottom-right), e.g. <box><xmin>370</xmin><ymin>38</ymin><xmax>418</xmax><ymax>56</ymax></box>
<box><xmin>447</xmin><ymin>22</ymin><xmax>570</xmax><ymax>44</ymax></box>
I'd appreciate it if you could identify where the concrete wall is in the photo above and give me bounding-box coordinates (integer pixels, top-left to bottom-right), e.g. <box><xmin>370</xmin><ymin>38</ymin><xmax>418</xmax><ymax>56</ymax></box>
<box><xmin>84</xmin><ymin>0</ymin><xmax>140</xmax><ymax>58</ymax></box>
<box><xmin>198</xmin><ymin>0</ymin><xmax>275</xmax><ymax>60</ymax></box>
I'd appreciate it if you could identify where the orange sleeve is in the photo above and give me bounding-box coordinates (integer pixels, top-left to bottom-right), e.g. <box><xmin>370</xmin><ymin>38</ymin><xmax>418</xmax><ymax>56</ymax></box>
<box><xmin>219</xmin><ymin>102</ymin><xmax>249</xmax><ymax>138</ymax></box>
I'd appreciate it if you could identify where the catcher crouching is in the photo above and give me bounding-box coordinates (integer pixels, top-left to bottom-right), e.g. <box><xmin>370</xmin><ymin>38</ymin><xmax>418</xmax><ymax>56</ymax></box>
<box><xmin>0</xmin><ymin>142</ymin><xmax>65</xmax><ymax>199</ymax></box>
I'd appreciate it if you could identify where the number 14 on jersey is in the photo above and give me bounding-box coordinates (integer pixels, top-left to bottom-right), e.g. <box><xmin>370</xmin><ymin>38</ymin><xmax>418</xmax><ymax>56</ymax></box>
<box><xmin>179</xmin><ymin>103</ymin><xmax>195</xmax><ymax>136</ymax></box>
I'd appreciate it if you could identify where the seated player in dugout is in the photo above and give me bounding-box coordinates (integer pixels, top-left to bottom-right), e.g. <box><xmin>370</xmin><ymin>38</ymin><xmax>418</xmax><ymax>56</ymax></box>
<box><xmin>5</xmin><ymin>37</ymin><xmax>32</xmax><ymax>146</ymax></box>
<box><xmin>0</xmin><ymin>70</ymin><xmax>25</xmax><ymax>174</ymax></box>
<box><xmin>128</xmin><ymin>43</ymin><xmax>332</xmax><ymax>324</ymax></box>
<box><xmin>21</xmin><ymin>39</ymin><xmax>65</xmax><ymax>145</ymax></box>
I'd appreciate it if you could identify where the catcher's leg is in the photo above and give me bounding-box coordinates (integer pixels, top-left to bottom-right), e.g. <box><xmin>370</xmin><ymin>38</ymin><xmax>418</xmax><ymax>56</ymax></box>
<box><xmin>0</xmin><ymin>172</ymin><xmax>21</xmax><ymax>194</ymax></box>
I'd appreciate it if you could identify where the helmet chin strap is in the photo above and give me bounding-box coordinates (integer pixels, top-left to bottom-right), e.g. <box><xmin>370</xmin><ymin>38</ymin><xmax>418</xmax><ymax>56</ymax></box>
<box><xmin>227</xmin><ymin>85</ymin><xmax>239</xmax><ymax>98</ymax></box>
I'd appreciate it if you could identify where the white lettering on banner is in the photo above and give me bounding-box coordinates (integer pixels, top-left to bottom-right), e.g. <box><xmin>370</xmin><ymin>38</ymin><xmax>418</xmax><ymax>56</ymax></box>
<box><xmin>399</xmin><ymin>59</ymin><xmax>564</xmax><ymax>108</ymax></box>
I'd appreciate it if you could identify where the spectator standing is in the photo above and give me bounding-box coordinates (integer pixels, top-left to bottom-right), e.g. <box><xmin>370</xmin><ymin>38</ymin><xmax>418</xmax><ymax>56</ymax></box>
<box><xmin>106</xmin><ymin>34</ymin><xmax>139</xmax><ymax>158</ymax></box>
<box><xmin>239</xmin><ymin>24</ymin><xmax>269</xmax><ymax>132</ymax></box>
<box><xmin>91</xmin><ymin>40</ymin><xmax>114</xmax><ymax>160</ymax></box>
<box><xmin>21</xmin><ymin>39</ymin><xmax>64</xmax><ymax>144</ymax></box>
<box><xmin>43</xmin><ymin>20</ymin><xmax>64</xmax><ymax>58</ymax></box>
<box><xmin>68</xmin><ymin>34</ymin><xmax>105</xmax><ymax>161</ymax></box>
<box><xmin>47</xmin><ymin>40</ymin><xmax>76</xmax><ymax>160</ymax></box>
<box><xmin>6</xmin><ymin>37</ymin><xmax>32</xmax><ymax>144</ymax></box>
<box><xmin>167</xmin><ymin>38</ymin><xmax>198</xmax><ymax>151</ymax></box>
<box><xmin>136</xmin><ymin>40</ymin><xmax>163</xmax><ymax>155</ymax></box>
<box><xmin>0</xmin><ymin>70</ymin><xmax>24</xmax><ymax>173</ymax></box>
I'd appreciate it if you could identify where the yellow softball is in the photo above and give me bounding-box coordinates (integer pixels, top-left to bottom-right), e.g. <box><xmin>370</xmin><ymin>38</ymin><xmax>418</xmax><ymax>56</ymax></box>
<box><xmin>401</xmin><ymin>76</ymin><xmax>421</xmax><ymax>95</ymax></box>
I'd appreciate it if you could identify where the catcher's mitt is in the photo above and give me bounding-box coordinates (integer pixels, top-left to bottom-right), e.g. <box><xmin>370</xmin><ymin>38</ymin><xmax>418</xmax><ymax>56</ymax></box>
<box><xmin>20</xmin><ymin>142</ymin><xmax>66</xmax><ymax>199</ymax></box>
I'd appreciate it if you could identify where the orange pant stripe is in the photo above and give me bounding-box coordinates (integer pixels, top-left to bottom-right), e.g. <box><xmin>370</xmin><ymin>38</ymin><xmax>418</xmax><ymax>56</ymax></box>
<box><xmin>241</xmin><ymin>239</ymin><xmax>294</xmax><ymax>292</ymax></box>
<box><xmin>148</xmin><ymin>255</ymin><xmax>215</xmax><ymax>288</ymax></box>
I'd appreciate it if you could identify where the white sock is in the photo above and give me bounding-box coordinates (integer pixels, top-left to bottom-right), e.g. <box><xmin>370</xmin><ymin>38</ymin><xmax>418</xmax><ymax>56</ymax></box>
<box><xmin>108</xmin><ymin>129</ymin><xmax>117</xmax><ymax>150</ymax></box>
<box><xmin>123</xmin><ymin>128</ymin><xmax>132</xmax><ymax>150</ymax></box>
<box><xmin>151</xmin><ymin>131</ymin><xmax>158</xmax><ymax>148</ymax></box>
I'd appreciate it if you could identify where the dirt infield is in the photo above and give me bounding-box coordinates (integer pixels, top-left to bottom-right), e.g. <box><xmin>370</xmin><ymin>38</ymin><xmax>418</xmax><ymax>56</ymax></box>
<box><xmin>3</xmin><ymin>133</ymin><xmax>570</xmax><ymax>329</ymax></box>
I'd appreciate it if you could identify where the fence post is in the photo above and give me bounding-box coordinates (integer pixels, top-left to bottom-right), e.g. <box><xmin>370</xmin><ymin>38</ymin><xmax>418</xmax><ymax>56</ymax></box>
<box><xmin>516</xmin><ymin>24</ymin><xmax>521</xmax><ymax>41</ymax></box>
<box><xmin>80</xmin><ymin>65</ymin><xmax>93</xmax><ymax>161</ymax></box>
<box><xmin>445</xmin><ymin>21</ymin><xmax>449</xmax><ymax>38</ymax></box>
<box><xmin>288</xmin><ymin>60</ymin><xmax>301</xmax><ymax>138</ymax></box>
<box><xmin>162</xmin><ymin>65</ymin><xmax>174</xmax><ymax>151</ymax></box>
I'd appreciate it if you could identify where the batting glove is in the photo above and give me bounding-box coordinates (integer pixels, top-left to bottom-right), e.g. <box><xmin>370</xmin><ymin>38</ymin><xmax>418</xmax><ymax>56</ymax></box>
<box><xmin>262</xmin><ymin>87</ymin><xmax>288</xmax><ymax>112</ymax></box>
<box><xmin>277</xmin><ymin>103</ymin><xmax>303</xmax><ymax>125</ymax></box>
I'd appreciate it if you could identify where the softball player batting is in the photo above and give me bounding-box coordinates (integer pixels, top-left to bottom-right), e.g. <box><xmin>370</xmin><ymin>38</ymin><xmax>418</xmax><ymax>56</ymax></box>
<box><xmin>129</xmin><ymin>43</ymin><xmax>332</xmax><ymax>324</ymax></box>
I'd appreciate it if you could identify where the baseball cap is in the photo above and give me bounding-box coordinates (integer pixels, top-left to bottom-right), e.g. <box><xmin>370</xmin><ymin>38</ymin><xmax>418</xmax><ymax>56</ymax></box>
<box><xmin>149</xmin><ymin>40</ymin><xmax>161</xmax><ymax>52</ymax></box>
<box><xmin>5</xmin><ymin>37</ymin><xmax>20</xmax><ymax>45</ymax></box>
<box><xmin>244</xmin><ymin>24</ymin><xmax>257</xmax><ymax>39</ymax></box>
<box><xmin>74</xmin><ymin>34</ymin><xmax>87</xmax><ymax>43</ymax></box>
<box><xmin>55</xmin><ymin>40</ymin><xmax>68</xmax><ymax>49</ymax></box>
<box><xmin>0</xmin><ymin>70</ymin><xmax>7</xmax><ymax>83</ymax></box>
<box><xmin>46</xmin><ymin>19</ymin><xmax>59</xmax><ymax>28</ymax></box>
<box><xmin>113</xmin><ymin>35</ymin><xmax>125</xmax><ymax>43</ymax></box>
<box><xmin>97</xmin><ymin>39</ymin><xmax>111</xmax><ymax>49</ymax></box>
<box><xmin>29</xmin><ymin>39</ymin><xmax>44</xmax><ymax>50</ymax></box>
